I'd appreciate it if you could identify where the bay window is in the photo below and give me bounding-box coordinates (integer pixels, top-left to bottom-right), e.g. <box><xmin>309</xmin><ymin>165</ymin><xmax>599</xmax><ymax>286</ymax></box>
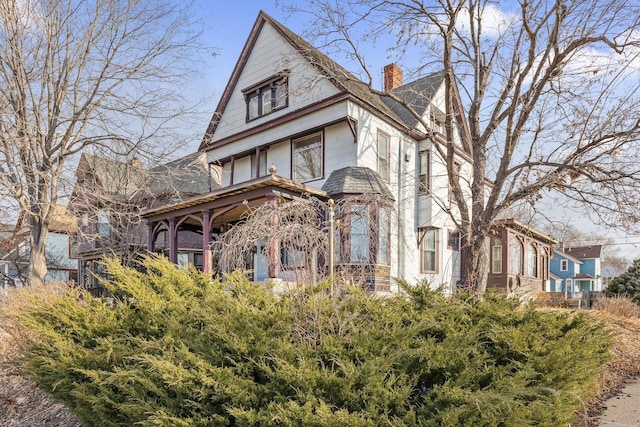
<box><xmin>492</xmin><ymin>239</ymin><xmax>503</xmax><ymax>274</ymax></box>
<box><xmin>350</xmin><ymin>205</ymin><xmax>369</xmax><ymax>263</ymax></box>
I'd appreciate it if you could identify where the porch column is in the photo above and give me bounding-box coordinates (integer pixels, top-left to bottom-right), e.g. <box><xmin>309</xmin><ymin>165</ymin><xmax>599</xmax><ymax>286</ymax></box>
<box><xmin>147</xmin><ymin>221</ymin><xmax>156</xmax><ymax>253</ymax></box>
<box><xmin>202</xmin><ymin>209</ymin><xmax>212</xmax><ymax>274</ymax></box>
<box><xmin>168</xmin><ymin>217</ymin><xmax>177</xmax><ymax>264</ymax></box>
<box><xmin>267</xmin><ymin>197</ymin><xmax>279</xmax><ymax>278</ymax></box>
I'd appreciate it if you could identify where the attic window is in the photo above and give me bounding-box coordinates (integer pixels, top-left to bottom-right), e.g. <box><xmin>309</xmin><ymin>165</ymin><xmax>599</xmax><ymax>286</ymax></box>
<box><xmin>430</xmin><ymin>107</ymin><xmax>446</xmax><ymax>135</ymax></box>
<box><xmin>243</xmin><ymin>73</ymin><xmax>288</xmax><ymax>122</ymax></box>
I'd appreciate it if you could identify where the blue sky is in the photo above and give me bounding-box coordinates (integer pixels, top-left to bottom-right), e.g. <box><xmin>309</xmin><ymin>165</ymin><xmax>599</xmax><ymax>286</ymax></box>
<box><xmin>191</xmin><ymin>1</ymin><xmax>304</xmax><ymax>111</ymax></box>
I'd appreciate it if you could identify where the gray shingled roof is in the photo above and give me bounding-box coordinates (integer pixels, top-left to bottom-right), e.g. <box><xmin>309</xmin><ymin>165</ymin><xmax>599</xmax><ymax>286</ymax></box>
<box><xmin>148</xmin><ymin>152</ymin><xmax>213</xmax><ymax>196</ymax></box>
<box><xmin>322</xmin><ymin>167</ymin><xmax>394</xmax><ymax>199</ymax></box>
<box><xmin>384</xmin><ymin>71</ymin><xmax>445</xmax><ymax>129</ymax></box>
<box><xmin>262</xmin><ymin>13</ymin><xmax>410</xmax><ymax>127</ymax></box>
<box><xmin>565</xmin><ymin>245</ymin><xmax>603</xmax><ymax>260</ymax></box>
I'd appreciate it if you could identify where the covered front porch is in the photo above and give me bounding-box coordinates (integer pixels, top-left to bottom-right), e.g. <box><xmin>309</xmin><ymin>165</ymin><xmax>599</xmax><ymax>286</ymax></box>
<box><xmin>142</xmin><ymin>174</ymin><xmax>329</xmax><ymax>281</ymax></box>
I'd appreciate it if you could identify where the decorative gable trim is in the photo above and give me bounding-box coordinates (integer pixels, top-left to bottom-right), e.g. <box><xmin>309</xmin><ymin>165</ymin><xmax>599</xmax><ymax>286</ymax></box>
<box><xmin>199</xmin><ymin>15</ymin><xmax>269</xmax><ymax>150</ymax></box>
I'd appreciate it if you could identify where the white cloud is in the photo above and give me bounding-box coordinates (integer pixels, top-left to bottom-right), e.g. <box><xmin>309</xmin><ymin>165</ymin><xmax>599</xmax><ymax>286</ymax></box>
<box><xmin>455</xmin><ymin>4</ymin><xmax>519</xmax><ymax>38</ymax></box>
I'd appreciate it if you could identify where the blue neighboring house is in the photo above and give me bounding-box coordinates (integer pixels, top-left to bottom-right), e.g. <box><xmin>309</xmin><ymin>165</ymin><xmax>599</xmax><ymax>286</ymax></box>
<box><xmin>549</xmin><ymin>245</ymin><xmax>603</xmax><ymax>295</ymax></box>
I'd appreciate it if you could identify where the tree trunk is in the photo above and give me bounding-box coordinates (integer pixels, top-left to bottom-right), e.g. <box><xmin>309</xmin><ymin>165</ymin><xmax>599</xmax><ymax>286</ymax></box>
<box><xmin>28</xmin><ymin>222</ymin><xmax>48</xmax><ymax>287</ymax></box>
<box><xmin>460</xmin><ymin>234</ymin><xmax>489</xmax><ymax>294</ymax></box>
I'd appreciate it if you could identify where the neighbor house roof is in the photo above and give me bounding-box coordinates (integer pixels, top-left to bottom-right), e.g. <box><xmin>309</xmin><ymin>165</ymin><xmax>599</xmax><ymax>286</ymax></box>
<box><xmin>147</xmin><ymin>152</ymin><xmax>213</xmax><ymax>196</ymax></box>
<box><xmin>321</xmin><ymin>167</ymin><xmax>394</xmax><ymax>200</ymax></box>
<box><xmin>75</xmin><ymin>152</ymin><xmax>217</xmax><ymax>203</ymax></box>
<box><xmin>565</xmin><ymin>245</ymin><xmax>603</xmax><ymax>260</ymax></box>
<box><xmin>492</xmin><ymin>219</ymin><xmax>557</xmax><ymax>245</ymax></box>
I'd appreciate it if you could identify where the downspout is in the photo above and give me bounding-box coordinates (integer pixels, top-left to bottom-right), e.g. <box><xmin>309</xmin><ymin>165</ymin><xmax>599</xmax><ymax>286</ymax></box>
<box><xmin>396</xmin><ymin>137</ymin><xmax>405</xmax><ymax>285</ymax></box>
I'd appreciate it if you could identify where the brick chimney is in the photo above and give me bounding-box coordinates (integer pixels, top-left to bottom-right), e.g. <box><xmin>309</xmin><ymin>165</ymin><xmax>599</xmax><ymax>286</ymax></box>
<box><xmin>383</xmin><ymin>63</ymin><xmax>403</xmax><ymax>91</ymax></box>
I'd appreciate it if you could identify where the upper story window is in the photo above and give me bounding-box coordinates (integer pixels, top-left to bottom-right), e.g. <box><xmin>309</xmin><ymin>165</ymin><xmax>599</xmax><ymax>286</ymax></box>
<box><xmin>97</xmin><ymin>210</ymin><xmax>110</xmax><ymax>237</ymax></box>
<box><xmin>292</xmin><ymin>132</ymin><xmax>323</xmax><ymax>182</ymax></box>
<box><xmin>447</xmin><ymin>230</ymin><xmax>460</xmax><ymax>251</ymax></box>
<box><xmin>560</xmin><ymin>259</ymin><xmax>568</xmax><ymax>271</ymax></box>
<box><xmin>377</xmin><ymin>131</ymin><xmax>390</xmax><ymax>182</ymax></box>
<box><xmin>419</xmin><ymin>150</ymin><xmax>430</xmax><ymax>194</ymax></box>
<box><xmin>430</xmin><ymin>107</ymin><xmax>446</xmax><ymax>135</ymax></box>
<box><xmin>243</xmin><ymin>73</ymin><xmax>288</xmax><ymax>122</ymax></box>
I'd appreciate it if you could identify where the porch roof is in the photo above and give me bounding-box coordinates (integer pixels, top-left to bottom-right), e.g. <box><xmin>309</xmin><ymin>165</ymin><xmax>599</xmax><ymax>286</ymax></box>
<box><xmin>142</xmin><ymin>174</ymin><xmax>329</xmax><ymax>218</ymax></box>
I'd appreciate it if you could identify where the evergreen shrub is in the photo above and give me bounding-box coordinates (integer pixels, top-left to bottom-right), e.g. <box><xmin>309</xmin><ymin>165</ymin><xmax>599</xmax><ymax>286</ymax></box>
<box><xmin>5</xmin><ymin>257</ymin><xmax>612</xmax><ymax>426</ymax></box>
<box><xmin>606</xmin><ymin>258</ymin><xmax>640</xmax><ymax>303</ymax></box>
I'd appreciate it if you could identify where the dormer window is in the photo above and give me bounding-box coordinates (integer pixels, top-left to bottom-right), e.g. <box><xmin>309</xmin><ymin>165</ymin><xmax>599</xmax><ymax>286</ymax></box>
<box><xmin>243</xmin><ymin>73</ymin><xmax>288</xmax><ymax>122</ymax></box>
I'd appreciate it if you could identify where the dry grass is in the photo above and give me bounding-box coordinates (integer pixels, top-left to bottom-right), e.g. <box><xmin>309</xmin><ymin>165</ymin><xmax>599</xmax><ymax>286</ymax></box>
<box><xmin>0</xmin><ymin>284</ymin><xmax>81</xmax><ymax>427</ymax></box>
<box><xmin>593</xmin><ymin>295</ymin><xmax>640</xmax><ymax>317</ymax></box>
<box><xmin>571</xmin><ymin>303</ymin><xmax>640</xmax><ymax>427</ymax></box>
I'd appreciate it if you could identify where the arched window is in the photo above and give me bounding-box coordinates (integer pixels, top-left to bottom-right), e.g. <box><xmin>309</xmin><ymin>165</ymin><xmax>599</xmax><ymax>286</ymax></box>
<box><xmin>527</xmin><ymin>243</ymin><xmax>537</xmax><ymax>277</ymax></box>
<box><xmin>508</xmin><ymin>237</ymin><xmax>523</xmax><ymax>274</ymax></box>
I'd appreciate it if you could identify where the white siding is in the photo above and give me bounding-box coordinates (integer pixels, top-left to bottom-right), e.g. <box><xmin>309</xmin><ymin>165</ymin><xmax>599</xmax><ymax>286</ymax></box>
<box><xmin>208</xmin><ymin>101</ymin><xmax>349</xmax><ymax>164</ymax></box>
<box><xmin>210</xmin><ymin>22</ymin><xmax>342</xmax><ymax>144</ymax></box>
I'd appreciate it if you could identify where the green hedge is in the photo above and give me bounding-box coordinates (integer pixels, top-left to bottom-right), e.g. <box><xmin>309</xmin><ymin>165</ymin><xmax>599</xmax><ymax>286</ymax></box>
<box><xmin>9</xmin><ymin>257</ymin><xmax>611</xmax><ymax>426</ymax></box>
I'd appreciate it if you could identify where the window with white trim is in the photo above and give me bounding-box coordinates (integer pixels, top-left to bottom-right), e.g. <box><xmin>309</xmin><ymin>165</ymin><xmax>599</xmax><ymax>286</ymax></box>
<box><xmin>430</xmin><ymin>107</ymin><xmax>446</xmax><ymax>134</ymax></box>
<box><xmin>377</xmin><ymin>131</ymin><xmax>390</xmax><ymax>182</ymax></box>
<box><xmin>420</xmin><ymin>228</ymin><xmax>437</xmax><ymax>273</ymax></box>
<box><xmin>292</xmin><ymin>132</ymin><xmax>323</xmax><ymax>182</ymax></box>
<box><xmin>419</xmin><ymin>151</ymin><xmax>430</xmax><ymax>194</ymax></box>
<box><xmin>560</xmin><ymin>259</ymin><xmax>568</xmax><ymax>271</ymax></box>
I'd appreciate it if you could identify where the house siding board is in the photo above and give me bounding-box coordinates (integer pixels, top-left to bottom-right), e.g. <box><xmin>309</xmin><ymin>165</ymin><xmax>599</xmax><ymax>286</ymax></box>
<box><xmin>207</xmin><ymin>102</ymin><xmax>349</xmax><ymax>167</ymax></box>
<box><xmin>211</xmin><ymin>22</ymin><xmax>342</xmax><ymax>143</ymax></box>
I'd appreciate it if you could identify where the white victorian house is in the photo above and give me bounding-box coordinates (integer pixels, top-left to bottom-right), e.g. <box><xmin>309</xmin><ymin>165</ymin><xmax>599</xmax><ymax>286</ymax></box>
<box><xmin>142</xmin><ymin>11</ymin><xmax>473</xmax><ymax>293</ymax></box>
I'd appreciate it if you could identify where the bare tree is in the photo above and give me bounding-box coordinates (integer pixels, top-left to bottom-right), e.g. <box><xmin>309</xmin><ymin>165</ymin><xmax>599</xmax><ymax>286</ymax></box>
<box><xmin>0</xmin><ymin>0</ymin><xmax>205</xmax><ymax>286</ymax></box>
<box><xmin>213</xmin><ymin>194</ymin><xmax>395</xmax><ymax>290</ymax></box>
<box><xmin>284</xmin><ymin>0</ymin><xmax>640</xmax><ymax>293</ymax></box>
<box><xmin>70</xmin><ymin>151</ymin><xmax>214</xmax><ymax>290</ymax></box>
